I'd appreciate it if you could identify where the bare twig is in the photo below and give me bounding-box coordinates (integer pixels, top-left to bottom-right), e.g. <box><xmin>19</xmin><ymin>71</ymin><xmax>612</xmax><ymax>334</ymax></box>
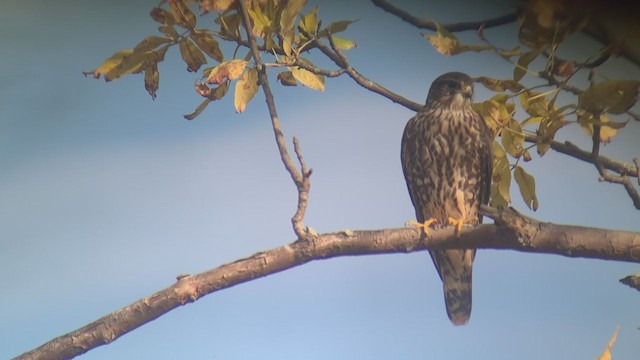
<box><xmin>237</xmin><ymin>1</ymin><xmax>310</xmax><ymax>238</ymax></box>
<box><xmin>15</xmin><ymin>214</ymin><xmax>640</xmax><ymax>359</ymax></box>
<box><xmin>371</xmin><ymin>0</ymin><xmax>518</xmax><ymax>32</ymax></box>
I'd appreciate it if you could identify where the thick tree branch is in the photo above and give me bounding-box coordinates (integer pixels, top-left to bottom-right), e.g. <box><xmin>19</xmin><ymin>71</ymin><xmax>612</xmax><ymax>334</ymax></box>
<box><xmin>370</xmin><ymin>0</ymin><xmax>518</xmax><ymax>32</ymax></box>
<box><xmin>15</xmin><ymin>214</ymin><xmax>640</xmax><ymax>360</ymax></box>
<box><xmin>237</xmin><ymin>1</ymin><xmax>311</xmax><ymax>239</ymax></box>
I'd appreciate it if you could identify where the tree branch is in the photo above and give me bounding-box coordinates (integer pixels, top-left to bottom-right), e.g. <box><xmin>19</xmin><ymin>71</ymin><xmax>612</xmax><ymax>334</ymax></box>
<box><xmin>370</xmin><ymin>0</ymin><xmax>518</xmax><ymax>32</ymax></box>
<box><xmin>15</xmin><ymin>213</ymin><xmax>640</xmax><ymax>359</ymax></box>
<box><xmin>620</xmin><ymin>274</ymin><xmax>640</xmax><ymax>292</ymax></box>
<box><xmin>237</xmin><ymin>1</ymin><xmax>311</xmax><ymax>239</ymax></box>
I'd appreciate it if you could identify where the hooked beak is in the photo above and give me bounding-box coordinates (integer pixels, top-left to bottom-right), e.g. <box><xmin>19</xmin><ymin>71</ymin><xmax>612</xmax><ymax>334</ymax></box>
<box><xmin>460</xmin><ymin>84</ymin><xmax>473</xmax><ymax>99</ymax></box>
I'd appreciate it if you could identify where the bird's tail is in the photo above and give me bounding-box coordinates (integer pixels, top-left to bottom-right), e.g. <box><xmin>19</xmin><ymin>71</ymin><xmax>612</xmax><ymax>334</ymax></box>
<box><xmin>430</xmin><ymin>249</ymin><xmax>474</xmax><ymax>326</ymax></box>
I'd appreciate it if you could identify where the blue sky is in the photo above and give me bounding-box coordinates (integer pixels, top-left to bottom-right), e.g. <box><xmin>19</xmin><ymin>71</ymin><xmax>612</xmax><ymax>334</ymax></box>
<box><xmin>1</xmin><ymin>0</ymin><xmax>639</xmax><ymax>359</ymax></box>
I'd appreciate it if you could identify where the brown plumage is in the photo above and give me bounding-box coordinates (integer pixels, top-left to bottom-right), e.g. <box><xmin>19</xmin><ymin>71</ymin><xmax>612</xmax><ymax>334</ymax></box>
<box><xmin>401</xmin><ymin>72</ymin><xmax>493</xmax><ymax>325</ymax></box>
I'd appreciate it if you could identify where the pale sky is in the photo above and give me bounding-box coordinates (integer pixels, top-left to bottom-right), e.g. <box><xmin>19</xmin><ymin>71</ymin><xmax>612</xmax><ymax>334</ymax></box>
<box><xmin>1</xmin><ymin>0</ymin><xmax>639</xmax><ymax>359</ymax></box>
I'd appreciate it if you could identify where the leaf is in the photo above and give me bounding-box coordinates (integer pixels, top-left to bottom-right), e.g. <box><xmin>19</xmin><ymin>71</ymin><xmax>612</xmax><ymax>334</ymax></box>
<box><xmin>149</xmin><ymin>7</ymin><xmax>175</xmax><ymax>25</ymax></box>
<box><xmin>179</xmin><ymin>38</ymin><xmax>207</xmax><ymax>72</ymax></box>
<box><xmin>190</xmin><ymin>30</ymin><xmax>224</xmax><ymax>62</ymax></box>
<box><xmin>299</xmin><ymin>6</ymin><xmax>318</xmax><ymax>36</ymax></box>
<box><xmin>201</xmin><ymin>0</ymin><xmax>236</xmax><ymax>13</ymax></box>
<box><xmin>159</xmin><ymin>24</ymin><xmax>179</xmax><ymax>40</ymax></box>
<box><xmin>98</xmin><ymin>48</ymin><xmax>166</xmax><ymax>82</ymax></box>
<box><xmin>514</xmin><ymin>166</ymin><xmax>538</xmax><ymax>210</ymax></box>
<box><xmin>234</xmin><ymin>67</ymin><xmax>259</xmax><ymax>113</ymax></box>
<box><xmin>168</xmin><ymin>0</ymin><xmax>196</xmax><ymax>29</ymax></box>
<box><xmin>472</xmin><ymin>96</ymin><xmax>512</xmax><ymax>136</ymax></box>
<box><xmin>277</xmin><ymin>70</ymin><xmax>297</xmax><ymax>86</ymax></box>
<box><xmin>501</xmin><ymin>119</ymin><xmax>525</xmax><ymax>158</ymax></box>
<box><xmin>475</xmin><ymin>77</ymin><xmax>523</xmax><ymax>92</ymax></box>
<box><xmin>279</xmin><ymin>0</ymin><xmax>306</xmax><ymax>56</ymax></box>
<box><xmin>513</xmin><ymin>48</ymin><xmax>542</xmax><ymax>82</ymax></box>
<box><xmin>497</xmin><ymin>47</ymin><xmax>521</xmax><ymax>58</ymax></box>
<box><xmin>596</xmin><ymin>326</ymin><xmax>619</xmax><ymax>360</ymax></box>
<box><xmin>579</xmin><ymin>80</ymin><xmax>640</xmax><ymax>114</ymax></box>
<box><xmin>321</xmin><ymin>20</ymin><xmax>357</xmax><ymax>35</ymax></box>
<box><xmin>184</xmin><ymin>98</ymin><xmax>212</xmax><ymax>120</ymax></box>
<box><xmin>83</xmin><ymin>49</ymin><xmax>133</xmax><ymax>79</ymax></box>
<box><xmin>578</xmin><ymin>112</ymin><xmax>626</xmax><ymax>143</ymax></box>
<box><xmin>423</xmin><ymin>24</ymin><xmax>460</xmax><ymax>56</ymax></box>
<box><xmin>216</xmin><ymin>12</ymin><xmax>242</xmax><ymax>36</ymax></box>
<box><xmin>491</xmin><ymin>141</ymin><xmax>511</xmax><ymax>207</ymax></box>
<box><xmin>332</xmin><ymin>37</ymin><xmax>357</xmax><ymax>50</ymax></box>
<box><xmin>134</xmin><ymin>36</ymin><xmax>171</xmax><ymax>52</ymax></box>
<box><xmin>144</xmin><ymin>63</ymin><xmax>159</xmax><ymax>99</ymax></box>
<box><xmin>290</xmin><ymin>66</ymin><xmax>325</xmax><ymax>91</ymax></box>
<box><xmin>206</xmin><ymin>59</ymin><xmax>248</xmax><ymax>84</ymax></box>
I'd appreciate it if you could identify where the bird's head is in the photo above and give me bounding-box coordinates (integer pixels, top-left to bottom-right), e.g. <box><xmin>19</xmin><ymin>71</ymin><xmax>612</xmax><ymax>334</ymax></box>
<box><xmin>425</xmin><ymin>72</ymin><xmax>474</xmax><ymax>109</ymax></box>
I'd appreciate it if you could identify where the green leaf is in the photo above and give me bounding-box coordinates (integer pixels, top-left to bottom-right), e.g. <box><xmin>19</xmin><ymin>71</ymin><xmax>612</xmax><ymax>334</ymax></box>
<box><xmin>190</xmin><ymin>30</ymin><xmax>224</xmax><ymax>62</ymax></box>
<box><xmin>234</xmin><ymin>67</ymin><xmax>259</xmax><ymax>113</ymax></box>
<box><xmin>179</xmin><ymin>38</ymin><xmax>207</xmax><ymax>72</ymax></box>
<box><xmin>514</xmin><ymin>166</ymin><xmax>538</xmax><ymax>210</ymax></box>
<box><xmin>578</xmin><ymin>80</ymin><xmax>640</xmax><ymax>114</ymax></box>
<box><xmin>84</xmin><ymin>49</ymin><xmax>133</xmax><ymax>79</ymax></box>
<box><xmin>184</xmin><ymin>98</ymin><xmax>212</xmax><ymax>120</ymax></box>
<box><xmin>513</xmin><ymin>48</ymin><xmax>542</xmax><ymax>82</ymax></box>
<box><xmin>289</xmin><ymin>65</ymin><xmax>325</xmax><ymax>91</ymax></box>
<box><xmin>322</xmin><ymin>20</ymin><xmax>357</xmax><ymax>35</ymax></box>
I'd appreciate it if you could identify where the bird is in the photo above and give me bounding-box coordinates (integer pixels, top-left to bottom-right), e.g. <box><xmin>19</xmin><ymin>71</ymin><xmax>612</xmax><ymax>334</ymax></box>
<box><xmin>401</xmin><ymin>72</ymin><xmax>493</xmax><ymax>325</ymax></box>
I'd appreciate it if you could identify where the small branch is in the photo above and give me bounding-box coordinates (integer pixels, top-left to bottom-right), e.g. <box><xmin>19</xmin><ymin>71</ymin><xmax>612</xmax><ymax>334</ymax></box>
<box><xmin>16</xmin><ymin>214</ymin><xmax>640</xmax><ymax>359</ymax></box>
<box><xmin>371</xmin><ymin>0</ymin><xmax>518</xmax><ymax>32</ymax></box>
<box><xmin>237</xmin><ymin>1</ymin><xmax>310</xmax><ymax>238</ymax></box>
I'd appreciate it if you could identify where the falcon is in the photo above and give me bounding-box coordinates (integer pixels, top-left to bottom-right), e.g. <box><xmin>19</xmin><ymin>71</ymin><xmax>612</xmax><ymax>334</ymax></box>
<box><xmin>401</xmin><ymin>72</ymin><xmax>493</xmax><ymax>325</ymax></box>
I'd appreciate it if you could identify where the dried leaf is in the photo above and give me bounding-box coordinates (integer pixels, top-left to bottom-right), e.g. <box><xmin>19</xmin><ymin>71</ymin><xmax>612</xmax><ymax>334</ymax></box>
<box><xmin>159</xmin><ymin>24</ymin><xmax>179</xmax><ymax>40</ymax></box>
<box><xmin>475</xmin><ymin>77</ymin><xmax>523</xmax><ymax>92</ymax></box>
<box><xmin>149</xmin><ymin>7</ymin><xmax>175</xmax><ymax>25</ymax></box>
<box><xmin>579</xmin><ymin>80</ymin><xmax>640</xmax><ymax>114</ymax></box>
<box><xmin>184</xmin><ymin>98</ymin><xmax>212</xmax><ymax>120</ymax></box>
<box><xmin>179</xmin><ymin>38</ymin><xmax>207</xmax><ymax>72</ymax></box>
<box><xmin>514</xmin><ymin>166</ymin><xmax>538</xmax><ymax>210</ymax></box>
<box><xmin>277</xmin><ymin>71</ymin><xmax>297</xmax><ymax>86</ymax></box>
<box><xmin>168</xmin><ymin>0</ymin><xmax>196</xmax><ymax>29</ymax></box>
<box><xmin>201</xmin><ymin>0</ymin><xmax>236</xmax><ymax>13</ymax></box>
<box><xmin>190</xmin><ymin>30</ymin><xmax>224</xmax><ymax>62</ymax></box>
<box><xmin>290</xmin><ymin>66</ymin><xmax>325</xmax><ymax>91</ymax></box>
<box><xmin>144</xmin><ymin>63</ymin><xmax>159</xmax><ymax>99</ymax></box>
<box><xmin>134</xmin><ymin>36</ymin><xmax>170</xmax><ymax>52</ymax></box>
<box><xmin>84</xmin><ymin>49</ymin><xmax>133</xmax><ymax>80</ymax></box>
<box><xmin>423</xmin><ymin>24</ymin><xmax>460</xmax><ymax>56</ymax></box>
<box><xmin>206</xmin><ymin>59</ymin><xmax>248</xmax><ymax>84</ymax></box>
<box><xmin>234</xmin><ymin>67</ymin><xmax>259</xmax><ymax>113</ymax></box>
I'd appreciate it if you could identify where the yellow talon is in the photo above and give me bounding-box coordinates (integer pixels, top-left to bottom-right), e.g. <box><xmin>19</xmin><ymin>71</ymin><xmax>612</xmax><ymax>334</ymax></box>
<box><xmin>448</xmin><ymin>216</ymin><xmax>467</xmax><ymax>236</ymax></box>
<box><xmin>407</xmin><ymin>218</ymin><xmax>438</xmax><ymax>235</ymax></box>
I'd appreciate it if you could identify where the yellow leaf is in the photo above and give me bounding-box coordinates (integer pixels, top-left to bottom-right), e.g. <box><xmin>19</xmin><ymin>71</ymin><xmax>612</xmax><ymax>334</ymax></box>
<box><xmin>101</xmin><ymin>48</ymin><xmax>165</xmax><ymax>82</ymax></box>
<box><xmin>144</xmin><ymin>63</ymin><xmax>159</xmax><ymax>99</ymax></box>
<box><xmin>179</xmin><ymin>38</ymin><xmax>207</xmax><ymax>72</ymax></box>
<box><xmin>190</xmin><ymin>30</ymin><xmax>224</xmax><ymax>62</ymax></box>
<box><xmin>596</xmin><ymin>326</ymin><xmax>619</xmax><ymax>360</ymax></box>
<box><xmin>159</xmin><ymin>24</ymin><xmax>179</xmax><ymax>40</ymax></box>
<box><xmin>168</xmin><ymin>0</ymin><xmax>196</xmax><ymax>29</ymax></box>
<box><xmin>578</xmin><ymin>113</ymin><xmax>626</xmax><ymax>144</ymax></box>
<box><xmin>299</xmin><ymin>6</ymin><xmax>319</xmax><ymax>36</ymax></box>
<box><xmin>491</xmin><ymin>141</ymin><xmax>511</xmax><ymax>207</ymax></box>
<box><xmin>234</xmin><ymin>68</ymin><xmax>259</xmax><ymax>113</ymax></box>
<box><xmin>279</xmin><ymin>0</ymin><xmax>306</xmax><ymax>55</ymax></box>
<box><xmin>514</xmin><ymin>166</ymin><xmax>538</xmax><ymax>210</ymax></box>
<box><xmin>579</xmin><ymin>80</ymin><xmax>640</xmax><ymax>114</ymax></box>
<box><xmin>206</xmin><ymin>59</ymin><xmax>249</xmax><ymax>84</ymax></box>
<box><xmin>84</xmin><ymin>49</ymin><xmax>133</xmax><ymax>79</ymax></box>
<box><xmin>423</xmin><ymin>24</ymin><xmax>460</xmax><ymax>56</ymax></box>
<box><xmin>475</xmin><ymin>77</ymin><xmax>523</xmax><ymax>92</ymax></box>
<box><xmin>332</xmin><ymin>37</ymin><xmax>357</xmax><ymax>50</ymax></box>
<box><xmin>502</xmin><ymin>119</ymin><xmax>525</xmax><ymax>158</ymax></box>
<box><xmin>320</xmin><ymin>20</ymin><xmax>357</xmax><ymax>36</ymax></box>
<box><xmin>289</xmin><ymin>66</ymin><xmax>325</xmax><ymax>91</ymax></box>
<box><xmin>201</xmin><ymin>0</ymin><xmax>236</xmax><ymax>13</ymax></box>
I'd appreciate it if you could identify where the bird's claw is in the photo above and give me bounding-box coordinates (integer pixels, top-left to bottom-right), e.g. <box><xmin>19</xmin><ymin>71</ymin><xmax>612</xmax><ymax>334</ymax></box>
<box><xmin>447</xmin><ymin>216</ymin><xmax>468</xmax><ymax>237</ymax></box>
<box><xmin>407</xmin><ymin>218</ymin><xmax>438</xmax><ymax>235</ymax></box>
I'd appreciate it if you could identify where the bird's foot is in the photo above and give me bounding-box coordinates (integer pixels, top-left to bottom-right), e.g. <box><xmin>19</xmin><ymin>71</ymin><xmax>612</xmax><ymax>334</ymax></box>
<box><xmin>447</xmin><ymin>216</ymin><xmax>468</xmax><ymax>237</ymax></box>
<box><xmin>406</xmin><ymin>218</ymin><xmax>438</xmax><ymax>235</ymax></box>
